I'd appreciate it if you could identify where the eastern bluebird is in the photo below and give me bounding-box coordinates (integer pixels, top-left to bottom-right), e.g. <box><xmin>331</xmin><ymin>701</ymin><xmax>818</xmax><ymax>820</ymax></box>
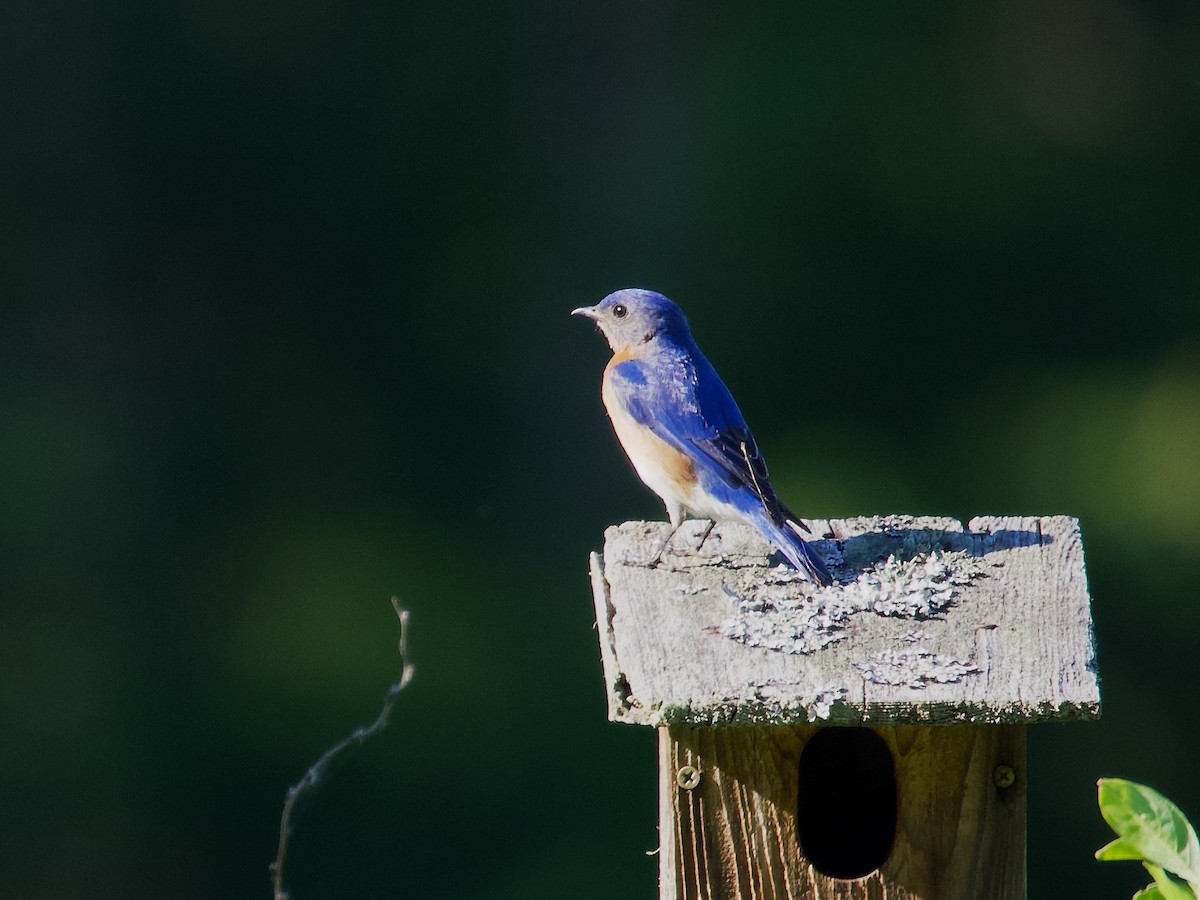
<box><xmin>573</xmin><ymin>288</ymin><xmax>833</xmax><ymax>585</ymax></box>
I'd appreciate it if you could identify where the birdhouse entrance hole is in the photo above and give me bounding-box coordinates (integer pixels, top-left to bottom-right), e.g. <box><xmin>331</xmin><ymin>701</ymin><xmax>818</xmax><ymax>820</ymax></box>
<box><xmin>796</xmin><ymin>727</ymin><xmax>896</xmax><ymax>879</ymax></box>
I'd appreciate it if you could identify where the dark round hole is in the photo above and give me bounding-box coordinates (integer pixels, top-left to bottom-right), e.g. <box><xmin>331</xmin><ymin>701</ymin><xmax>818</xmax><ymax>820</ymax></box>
<box><xmin>796</xmin><ymin>727</ymin><xmax>896</xmax><ymax>879</ymax></box>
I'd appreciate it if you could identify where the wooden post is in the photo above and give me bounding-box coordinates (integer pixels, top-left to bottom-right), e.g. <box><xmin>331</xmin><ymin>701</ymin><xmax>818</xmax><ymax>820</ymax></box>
<box><xmin>587</xmin><ymin>515</ymin><xmax>1098</xmax><ymax>900</ymax></box>
<box><xmin>661</xmin><ymin>725</ymin><xmax>1025</xmax><ymax>899</ymax></box>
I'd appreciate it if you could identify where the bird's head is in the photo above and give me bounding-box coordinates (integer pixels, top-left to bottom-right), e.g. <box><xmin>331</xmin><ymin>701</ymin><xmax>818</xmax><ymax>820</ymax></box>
<box><xmin>571</xmin><ymin>288</ymin><xmax>692</xmax><ymax>356</ymax></box>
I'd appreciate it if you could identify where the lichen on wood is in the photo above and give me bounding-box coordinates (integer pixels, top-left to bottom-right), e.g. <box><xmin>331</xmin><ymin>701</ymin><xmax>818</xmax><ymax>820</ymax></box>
<box><xmin>588</xmin><ymin>514</ymin><xmax>1100</xmax><ymax>727</ymax></box>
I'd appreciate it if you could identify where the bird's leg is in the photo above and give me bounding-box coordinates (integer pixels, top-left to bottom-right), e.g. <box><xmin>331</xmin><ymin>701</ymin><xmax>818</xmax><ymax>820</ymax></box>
<box><xmin>647</xmin><ymin>518</ymin><xmax>716</xmax><ymax>567</ymax></box>
<box><xmin>644</xmin><ymin>521</ymin><xmax>686</xmax><ymax>568</ymax></box>
<box><xmin>640</xmin><ymin>503</ymin><xmax>687</xmax><ymax>568</ymax></box>
<box><xmin>693</xmin><ymin>519</ymin><xmax>717</xmax><ymax>554</ymax></box>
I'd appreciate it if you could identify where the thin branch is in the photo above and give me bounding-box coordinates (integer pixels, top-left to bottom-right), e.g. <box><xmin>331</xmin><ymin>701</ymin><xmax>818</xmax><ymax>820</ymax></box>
<box><xmin>270</xmin><ymin>598</ymin><xmax>414</xmax><ymax>900</ymax></box>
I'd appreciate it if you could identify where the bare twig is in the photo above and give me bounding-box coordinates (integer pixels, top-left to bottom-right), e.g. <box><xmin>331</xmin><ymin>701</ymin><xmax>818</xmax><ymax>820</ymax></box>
<box><xmin>270</xmin><ymin>598</ymin><xmax>414</xmax><ymax>900</ymax></box>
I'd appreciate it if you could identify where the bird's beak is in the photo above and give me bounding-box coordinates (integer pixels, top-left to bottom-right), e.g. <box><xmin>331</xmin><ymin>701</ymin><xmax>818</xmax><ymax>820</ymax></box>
<box><xmin>571</xmin><ymin>305</ymin><xmax>600</xmax><ymax>320</ymax></box>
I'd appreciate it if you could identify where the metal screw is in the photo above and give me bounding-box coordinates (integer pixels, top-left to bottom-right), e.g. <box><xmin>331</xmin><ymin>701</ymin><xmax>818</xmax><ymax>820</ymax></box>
<box><xmin>676</xmin><ymin>765</ymin><xmax>701</xmax><ymax>790</ymax></box>
<box><xmin>993</xmin><ymin>765</ymin><xmax>1016</xmax><ymax>789</ymax></box>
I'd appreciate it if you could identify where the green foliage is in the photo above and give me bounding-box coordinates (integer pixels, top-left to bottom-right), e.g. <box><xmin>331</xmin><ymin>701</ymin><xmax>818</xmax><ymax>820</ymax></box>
<box><xmin>1097</xmin><ymin>778</ymin><xmax>1200</xmax><ymax>899</ymax></box>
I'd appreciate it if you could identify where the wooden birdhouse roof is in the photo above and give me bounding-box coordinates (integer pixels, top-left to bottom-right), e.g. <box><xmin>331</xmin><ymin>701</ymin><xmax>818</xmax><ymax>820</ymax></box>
<box><xmin>588</xmin><ymin>515</ymin><xmax>1100</xmax><ymax>727</ymax></box>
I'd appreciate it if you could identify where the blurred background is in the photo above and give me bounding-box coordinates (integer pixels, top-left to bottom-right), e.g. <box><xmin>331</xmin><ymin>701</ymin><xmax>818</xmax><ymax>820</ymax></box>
<box><xmin>3</xmin><ymin>1</ymin><xmax>1198</xmax><ymax>897</ymax></box>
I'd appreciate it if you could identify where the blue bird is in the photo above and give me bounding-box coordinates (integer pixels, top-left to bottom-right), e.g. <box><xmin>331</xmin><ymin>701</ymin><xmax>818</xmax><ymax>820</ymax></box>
<box><xmin>573</xmin><ymin>288</ymin><xmax>833</xmax><ymax>585</ymax></box>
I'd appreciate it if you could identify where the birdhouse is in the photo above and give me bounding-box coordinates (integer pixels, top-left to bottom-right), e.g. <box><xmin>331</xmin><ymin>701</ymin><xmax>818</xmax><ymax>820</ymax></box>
<box><xmin>586</xmin><ymin>514</ymin><xmax>1099</xmax><ymax>900</ymax></box>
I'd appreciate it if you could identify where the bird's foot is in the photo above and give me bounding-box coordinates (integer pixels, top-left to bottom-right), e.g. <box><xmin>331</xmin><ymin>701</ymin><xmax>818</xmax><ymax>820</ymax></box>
<box><xmin>628</xmin><ymin>521</ymin><xmax>686</xmax><ymax>568</ymax></box>
<box><xmin>630</xmin><ymin>520</ymin><xmax>719</xmax><ymax>568</ymax></box>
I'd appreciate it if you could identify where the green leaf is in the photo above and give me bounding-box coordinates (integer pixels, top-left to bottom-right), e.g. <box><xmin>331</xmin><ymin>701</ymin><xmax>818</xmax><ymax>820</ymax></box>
<box><xmin>1098</xmin><ymin>779</ymin><xmax>1200</xmax><ymax>885</ymax></box>
<box><xmin>1134</xmin><ymin>886</ymin><xmax>1168</xmax><ymax>900</ymax></box>
<box><xmin>1143</xmin><ymin>862</ymin><xmax>1197</xmax><ymax>900</ymax></box>
<box><xmin>1098</xmin><ymin>837</ymin><xmax>1148</xmax><ymax>861</ymax></box>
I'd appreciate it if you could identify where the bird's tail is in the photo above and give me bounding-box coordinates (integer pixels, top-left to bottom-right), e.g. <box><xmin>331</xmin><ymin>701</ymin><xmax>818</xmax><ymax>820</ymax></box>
<box><xmin>755</xmin><ymin>514</ymin><xmax>834</xmax><ymax>586</ymax></box>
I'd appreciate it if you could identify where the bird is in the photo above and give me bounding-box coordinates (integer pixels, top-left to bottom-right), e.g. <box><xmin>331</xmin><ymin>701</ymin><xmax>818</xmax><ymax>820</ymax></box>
<box><xmin>572</xmin><ymin>288</ymin><xmax>833</xmax><ymax>585</ymax></box>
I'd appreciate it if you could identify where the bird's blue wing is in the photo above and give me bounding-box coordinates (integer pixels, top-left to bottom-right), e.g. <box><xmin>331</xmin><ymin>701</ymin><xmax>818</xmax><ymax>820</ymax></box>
<box><xmin>608</xmin><ymin>357</ymin><xmax>791</xmax><ymax>523</ymax></box>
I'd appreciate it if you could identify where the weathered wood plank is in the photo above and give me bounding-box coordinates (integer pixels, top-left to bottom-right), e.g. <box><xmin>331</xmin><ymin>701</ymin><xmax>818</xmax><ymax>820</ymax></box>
<box><xmin>659</xmin><ymin>724</ymin><xmax>1026</xmax><ymax>900</ymax></box>
<box><xmin>589</xmin><ymin>515</ymin><xmax>1099</xmax><ymax>726</ymax></box>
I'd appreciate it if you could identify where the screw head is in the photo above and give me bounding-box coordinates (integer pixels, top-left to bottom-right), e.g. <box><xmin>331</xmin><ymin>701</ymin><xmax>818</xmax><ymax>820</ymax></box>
<box><xmin>676</xmin><ymin>765</ymin><xmax>701</xmax><ymax>790</ymax></box>
<box><xmin>993</xmin><ymin>764</ymin><xmax>1016</xmax><ymax>789</ymax></box>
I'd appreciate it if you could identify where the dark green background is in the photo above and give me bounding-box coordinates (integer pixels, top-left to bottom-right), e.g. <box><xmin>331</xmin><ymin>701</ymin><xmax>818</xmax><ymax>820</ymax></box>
<box><xmin>4</xmin><ymin>2</ymin><xmax>1198</xmax><ymax>897</ymax></box>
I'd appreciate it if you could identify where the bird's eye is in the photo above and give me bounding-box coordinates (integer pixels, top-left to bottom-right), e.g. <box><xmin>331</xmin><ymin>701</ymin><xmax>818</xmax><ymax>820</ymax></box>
<box><xmin>612</xmin><ymin>304</ymin><xmax>628</xmax><ymax>319</ymax></box>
